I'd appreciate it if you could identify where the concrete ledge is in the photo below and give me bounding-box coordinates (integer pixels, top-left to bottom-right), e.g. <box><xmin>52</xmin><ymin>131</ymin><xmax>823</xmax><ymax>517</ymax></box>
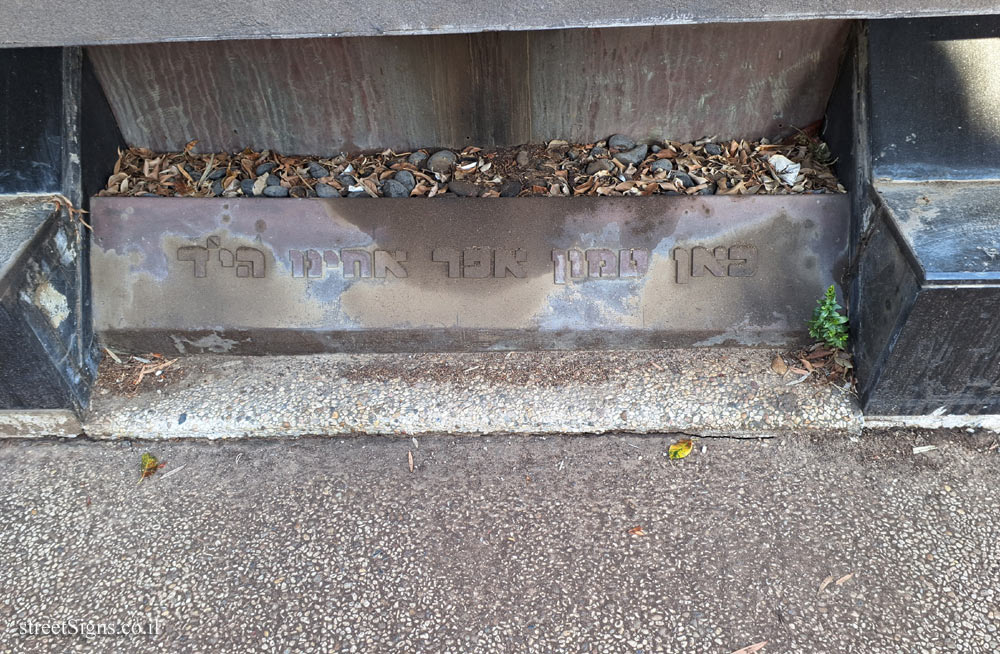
<box><xmin>83</xmin><ymin>349</ymin><xmax>862</xmax><ymax>439</ymax></box>
<box><xmin>0</xmin><ymin>410</ymin><xmax>82</xmax><ymax>437</ymax></box>
<box><xmin>4</xmin><ymin>1</ymin><xmax>1000</xmax><ymax>47</ymax></box>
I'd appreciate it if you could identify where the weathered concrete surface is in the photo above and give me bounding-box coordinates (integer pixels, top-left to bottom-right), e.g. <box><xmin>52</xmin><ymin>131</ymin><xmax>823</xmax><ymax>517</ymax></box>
<box><xmin>0</xmin><ymin>410</ymin><xmax>81</xmax><ymax>437</ymax></box>
<box><xmin>83</xmin><ymin>349</ymin><xmax>861</xmax><ymax>439</ymax></box>
<box><xmin>88</xmin><ymin>23</ymin><xmax>849</xmax><ymax>151</ymax></box>
<box><xmin>91</xmin><ymin>196</ymin><xmax>848</xmax><ymax>353</ymax></box>
<box><xmin>4</xmin><ymin>0</ymin><xmax>1000</xmax><ymax>47</ymax></box>
<box><xmin>1</xmin><ymin>430</ymin><xmax>999</xmax><ymax>652</ymax></box>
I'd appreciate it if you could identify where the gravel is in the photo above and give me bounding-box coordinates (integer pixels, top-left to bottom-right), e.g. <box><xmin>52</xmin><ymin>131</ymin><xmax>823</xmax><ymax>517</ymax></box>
<box><xmin>608</xmin><ymin>134</ymin><xmax>635</xmax><ymax>150</ymax></box>
<box><xmin>407</xmin><ymin>151</ymin><xmax>429</xmax><ymax>168</ymax></box>
<box><xmin>586</xmin><ymin>160</ymin><xmax>615</xmax><ymax>175</ymax></box>
<box><xmin>315</xmin><ymin>182</ymin><xmax>339</xmax><ymax>198</ymax></box>
<box><xmin>306</xmin><ymin>162</ymin><xmax>330</xmax><ymax>178</ymax></box>
<box><xmin>382</xmin><ymin>178</ymin><xmax>410</xmax><ymax>198</ymax></box>
<box><xmin>262</xmin><ymin>185</ymin><xmax>289</xmax><ymax>198</ymax></box>
<box><xmin>393</xmin><ymin>170</ymin><xmax>416</xmax><ymax>194</ymax></box>
<box><xmin>448</xmin><ymin>180</ymin><xmax>480</xmax><ymax>197</ymax></box>
<box><xmin>614</xmin><ymin>144</ymin><xmax>649</xmax><ymax>166</ymax></box>
<box><xmin>427</xmin><ymin>150</ymin><xmax>458</xmax><ymax>173</ymax></box>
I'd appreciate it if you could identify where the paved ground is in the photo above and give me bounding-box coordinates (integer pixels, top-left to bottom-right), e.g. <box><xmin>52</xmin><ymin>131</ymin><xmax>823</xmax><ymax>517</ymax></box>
<box><xmin>1</xmin><ymin>429</ymin><xmax>998</xmax><ymax>653</ymax></box>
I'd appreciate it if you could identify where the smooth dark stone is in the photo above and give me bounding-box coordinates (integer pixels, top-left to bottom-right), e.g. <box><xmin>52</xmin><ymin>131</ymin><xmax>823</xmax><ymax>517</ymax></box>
<box><xmin>448</xmin><ymin>180</ymin><xmax>480</xmax><ymax>197</ymax></box>
<box><xmin>589</xmin><ymin>146</ymin><xmax>609</xmax><ymax>158</ymax></box>
<box><xmin>500</xmin><ymin>180</ymin><xmax>523</xmax><ymax>197</ymax></box>
<box><xmin>586</xmin><ymin>160</ymin><xmax>615</xmax><ymax>175</ymax></box>
<box><xmin>614</xmin><ymin>144</ymin><xmax>648</xmax><ymax>166</ymax></box>
<box><xmin>407</xmin><ymin>151</ymin><xmax>429</xmax><ymax>168</ymax></box>
<box><xmin>608</xmin><ymin>134</ymin><xmax>635</xmax><ymax>150</ymax></box>
<box><xmin>315</xmin><ymin>182</ymin><xmax>339</xmax><ymax>198</ymax></box>
<box><xmin>211</xmin><ymin>180</ymin><xmax>223</xmax><ymax>196</ymax></box>
<box><xmin>306</xmin><ymin>162</ymin><xmax>330</xmax><ymax>178</ymax></box>
<box><xmin>255</xmin><ymin>162</ymin><xmax>276</xmax><ymax>175</ymax></box>
<box><xmin>650</xmin><ymin>159</ymin><xmax>674</xmax><ymax>173</ymax></box>
<box><xmin>336</xmin><ymin>174</ymin><xmax>356</xmax><ymax>187</ymax></box>
<box><xmin>262</xmin><ymin>185</ymin><xmax>289</xmax><ymax>197</ymax></box>
<box><xmin>427</xmin><ymin>150</ymin><xmax>457</xmax><ymax>173</ymax></box>
<box><xmin>394</xmin><ymin>170</ymin><xmax>416</xmax><ymax>194</ymax></box>
<box><xmin>265</xmin><ymin>174</ymin><xmax>281</xmax><ymax>186</ymax></box>
<box><xmin>207</xmin><ymin>168</ymin><xmax>227</xmax><ymax>180</ymax></box>
<box><xmin>382</xmin><ymin>178</ymin><xmax>409</xmax><ymax>198</ymax></box>
<box><xmin>240</xmin><ymin>179</ymin><xmax>255</xmax><ymax>196</ymax></box>
<box><xmin>668</xmin><ymin>171</ymin><xmax>695</xmax><ymax>188</ymax></box>
<box><xmin>704</xmin><ymin>143</ymin><xmax>724</xmax><ymax>156</ymax></box>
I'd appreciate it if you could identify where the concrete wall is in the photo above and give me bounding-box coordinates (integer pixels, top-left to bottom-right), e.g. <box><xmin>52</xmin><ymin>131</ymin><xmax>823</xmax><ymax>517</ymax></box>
<box><xmin>88</xmin><ymin>21</ymin><xmax>850</xmax><ymax>153</ymax></box>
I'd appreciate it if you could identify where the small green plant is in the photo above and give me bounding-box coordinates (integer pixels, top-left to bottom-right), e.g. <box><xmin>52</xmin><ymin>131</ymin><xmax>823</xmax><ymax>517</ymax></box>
<box><xmin>808</xmin><ymin>285</ymin><xmax>849</xmax><ymax>350</ymax></box>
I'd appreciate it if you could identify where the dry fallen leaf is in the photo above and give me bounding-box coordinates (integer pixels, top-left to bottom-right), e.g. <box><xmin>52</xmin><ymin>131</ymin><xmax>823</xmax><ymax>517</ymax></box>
<box><xmin>408</xmin><ymin>450</ymin><xmax>414</xmax><ymax>473</ymax></box>
<box><xmin>668</xmin><ymin>439</ymin><xmax>694</xmax><ymax>460</ymax></box>
<box><xmin>627</xmin><ymin>525</ymin><xmax>646</xmax><ymax>537</ymax></box>
<box><xmin>731</xmin><ymin>642</ymin><xmax>768</xmax><ymax>654</ymax></box>
<box><xmin>817</xmin><ymin>574</ymin><xmax>835</xmax><ymax>594</ymax></box>
<box><xmin>770</xmin><ymin>355</ymin><xmax>788</xmax><ymax>375</ymax></box>
<box><xmin>835</xmin><ymin>572</ymin><xmax>854</xmax><ymax>586</ymax></box>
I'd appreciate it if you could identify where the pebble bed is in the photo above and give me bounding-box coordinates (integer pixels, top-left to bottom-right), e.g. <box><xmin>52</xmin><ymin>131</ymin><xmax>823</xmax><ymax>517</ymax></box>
<box><xmin>98</xmin><ymin>133</ymin><xmax>844</xmax><ymax>200</ymax></box>
<box><xmin>86</xmin><ymin>349</ymin><xmax>862</xmax><ymax>439</ymax></box>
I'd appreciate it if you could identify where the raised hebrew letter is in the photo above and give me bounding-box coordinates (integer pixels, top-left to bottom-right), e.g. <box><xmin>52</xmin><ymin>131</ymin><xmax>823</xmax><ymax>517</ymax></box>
<box><xmin>342</xmin><ymin>249</ymin><xmax>372</xmax><ymax>278</ymax></box>
<box><xmin>495</xmin><ymin>249</ymin><xmax>527</xmax><ymax>278</ymax></box>
<box><xmin>236</xmin><ymin>247</ymin><xmax>265</xmax><ymax>278</ymax></box>
<box><xmin>432</xmin><ymin>247</ymin><xmax>461</xmax><ymax>278</ymax></box>
<box><xmin>290</xmin><ymin>250</ymin><xmax>306</xmax><ymax>278</ymax></box>
<box><xmin>586</xmin><ymin>249</ymin><xmax>618</xmax><ymax>278</ymax></box>
<box><xmin>305</xmin><ymin>249</ymin><xmax>322</xmax><ymax>278</ymax></box>
<box><xmin>323</xmin><ymin>250</ymin><xmax>339</xmax><ymax>270</ymax></box>
<box><xmin>178</xmin><ymin>246</ymin><xmax>210</xmax><ymax>278</ymax></box>
<box><xmin>374</xmin><ymin>250</ymin><xmax>408</xmax><ymax>278</ymax></box>
<box><xmin>568</xmin><ymin>249</ymin><xmax>586</xmax><ymax>278</ymax></box>
<box><xmin>552</xmin><ymin>250</ymin><xmax>568</xmax><ymax>284</ymax></box>
<box><xmin>673</xmin><ymin>247</ymin><xmax>690</xmax><ymax>284</ymax></box>
<box><xmin>691</xmin><ymin>246</ymin><xmax>726</xmax><ymax>277</ymax></box>
<box><xmin>218</xmin><ymin>248</ymin><xmax>235</xmax><ymax>268</ymax></box>
<box><xmin>619</xmin><ymin>249</ymin><xmax>649</xmax><ymax>278</ymax></box>
<box><xmin>463</xmin><ymin>247</ymin><xmax>492</xmax><ymax>279</ymax></box>
<box><xmin>727</xmin><ymin>245</ymin><xmax>758</xmax><ymax>277</ymax></box>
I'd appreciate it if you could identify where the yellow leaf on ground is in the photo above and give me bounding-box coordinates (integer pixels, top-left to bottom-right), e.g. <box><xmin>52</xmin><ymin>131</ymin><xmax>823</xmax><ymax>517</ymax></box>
<box><xmin>668</xmin><ymin>439</ymin><xmax>694</xmax><ymax>460</ymax></box>
<box><xmin>731</xmin><ymin>641</ymin><xmax>768</xmax><ymax>654</ymax></box>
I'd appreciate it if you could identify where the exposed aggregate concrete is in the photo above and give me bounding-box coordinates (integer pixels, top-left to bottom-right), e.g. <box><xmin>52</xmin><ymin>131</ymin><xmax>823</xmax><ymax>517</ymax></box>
<box><xmin>0</xmin><ymin>430</ymin><xmax>998</xmax><ymax>652</ymax></box>
<box><xmin>85</xmin><ymin>349</ymin><xmax>861</xmax><ymax>439</ymax></box>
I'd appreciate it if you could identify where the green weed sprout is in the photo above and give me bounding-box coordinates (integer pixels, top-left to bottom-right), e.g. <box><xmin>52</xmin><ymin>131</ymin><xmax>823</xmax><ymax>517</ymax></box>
<box><xmin>807</xmin><ymin>285</ymin><xmax>849</xmax><ymax>350</ymax></box>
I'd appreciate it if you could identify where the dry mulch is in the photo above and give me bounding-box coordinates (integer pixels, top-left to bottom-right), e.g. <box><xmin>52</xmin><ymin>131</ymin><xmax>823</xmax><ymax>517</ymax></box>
<box><xmin>96</xmin><ymin>350</ymin><xmax>184</xmax><ymax>397</ymax></box>
<box><xmin>98</xmin><ymin>133</ymin><xmax>844</xmax><ymax>200</ymax></box>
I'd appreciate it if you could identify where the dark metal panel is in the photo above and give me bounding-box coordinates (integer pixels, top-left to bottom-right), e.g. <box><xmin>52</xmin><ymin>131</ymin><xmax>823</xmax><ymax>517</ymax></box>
<box><xmin>870</xmin><ymin>16</ymin><xmax>1000</xmax><ymax>181</ymax></box>
<box><xmin>879</xmin><ymin>181</ymin><xmax>1000</xmax><ymax>282</ymax></box>
<box><xmin>864</xmin><ymin>286</ymin><xmax>1000</xmax><ymax>414</ymax></box>
<box><xmin>87</xmin><ymin>23</ymin><xmax>849</xmax><ymax>152</ymax></box>
<box><xmin>0</xmin><ymin>48</ymin><xmax>63</xmax><ymax>193</ymax></box>
<box><xmin>90</xmin><ymin>195</ymin><xmax>849</xmax><ymax>354</ymax></box>
<box><xmin>3</xmin><ymin>0</ymin><xmax>1000</xmax><ymax>48</ymax></box>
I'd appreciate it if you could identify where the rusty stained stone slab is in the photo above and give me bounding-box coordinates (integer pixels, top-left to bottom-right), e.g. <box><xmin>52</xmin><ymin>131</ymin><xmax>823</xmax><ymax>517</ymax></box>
<box><xmin>91</xmin><ymin>196</ymin><xmax>848</xmax><ymax>354</ymax></box>
<box><xmin>86</xmin><ymin>22</ymin><xmax>849</xmax><ymax>152</ymax></box>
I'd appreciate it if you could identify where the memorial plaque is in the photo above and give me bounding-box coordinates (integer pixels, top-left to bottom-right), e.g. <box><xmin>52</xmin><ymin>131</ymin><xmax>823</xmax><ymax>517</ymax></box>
<box><xmin>90</xmin><ymin>196</ymin><xmax>848</xmax><ymax>354</ymax></box>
